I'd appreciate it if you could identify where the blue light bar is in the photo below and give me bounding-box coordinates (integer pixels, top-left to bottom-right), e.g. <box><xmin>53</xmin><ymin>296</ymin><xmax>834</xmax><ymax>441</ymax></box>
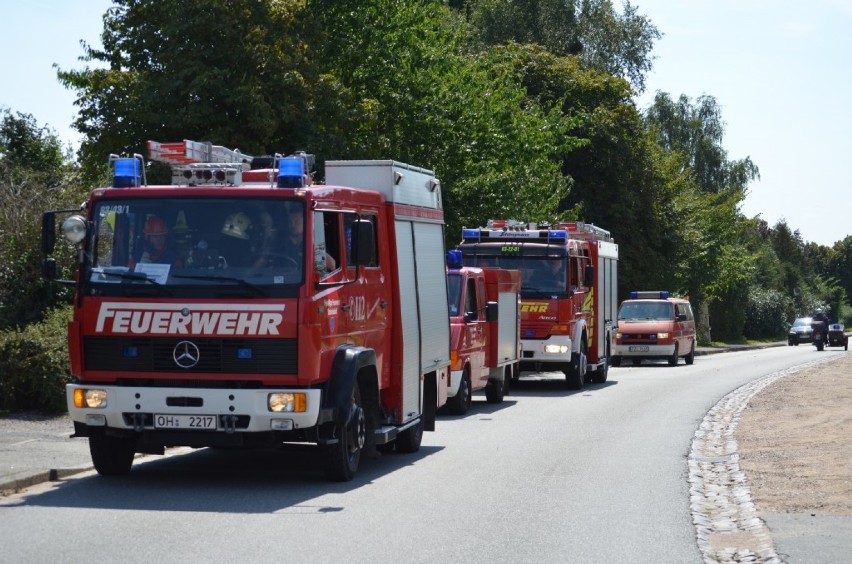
<box><xmin>277</xmin><ymin>157</ymin><xmax>304</xmax><ymax>188</ymax></box>
<box><xmin>462</xmin><ymin>229</ymin><xmax>480</xmax><ymax>239</ymax></box>
<box><xmin>447</xmin><ymin>249</ymin><xmax>463</xmax><ymax>269</ymax></box>
<box><xmin>113</xmin><ymin>158</ymin><xmax>140</xmax><ymax>188</ymax></box>
<box><xmin>548</xmin><ymin>230</ymin><xmax>567</xmax><ymax>239</ymax></box>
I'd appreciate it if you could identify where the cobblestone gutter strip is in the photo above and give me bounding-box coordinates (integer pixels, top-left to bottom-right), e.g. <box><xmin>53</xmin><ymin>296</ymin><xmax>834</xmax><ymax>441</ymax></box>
<box><xmin>688</xmin><ymin>357</ymin><xmax>836</xmax><ymax>564</ymax></box>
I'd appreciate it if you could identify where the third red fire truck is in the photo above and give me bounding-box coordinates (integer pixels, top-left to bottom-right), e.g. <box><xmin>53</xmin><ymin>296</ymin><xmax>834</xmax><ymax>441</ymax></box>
<box><xmin>456</xmin><ymin>220</ymin><xmax>618</xmax><ymax>388</ymax></box>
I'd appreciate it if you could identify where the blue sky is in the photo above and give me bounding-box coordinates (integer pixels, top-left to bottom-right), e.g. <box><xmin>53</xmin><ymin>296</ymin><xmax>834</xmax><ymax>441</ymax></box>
<box><xmin>1</xmin><ymin>1</ymin><xmax>850</xmax><ymax>247</ymax></box>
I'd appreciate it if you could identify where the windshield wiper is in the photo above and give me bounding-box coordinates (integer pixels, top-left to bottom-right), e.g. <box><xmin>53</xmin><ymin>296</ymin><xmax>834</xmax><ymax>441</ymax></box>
<box><xmin>172</xmin><ymin>274</ymin><xmax>267</xmax><ymax>297</ymax></box>
<box><xmin>93</xmin><ymin>270</ymin><xmax>172</xmax><ymax>295</ymax></box>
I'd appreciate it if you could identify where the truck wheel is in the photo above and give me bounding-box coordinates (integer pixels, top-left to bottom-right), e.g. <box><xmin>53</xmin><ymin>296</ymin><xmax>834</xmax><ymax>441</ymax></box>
<box><xmin>816</xmin><ymin>341</ymin><xmax>824</xmax><ymax>351</ymax></box>
<box><xmin>565</xmin><ymin>341</ymin><xmax>587</xmax><ymax>390</ymax></box>
<box><xmin>685</xmin><ymin>341</ymin><xmax>695</xmax><ymax>365</ymax></box>
<box><xmin>89</xmin><ymin>434</ymin><xmax>136</xmax><ymax>476</ymax></box>
<box><xmin>395</xmin><ymin>419</ymin><xmax>424</xmax><ymax>453</ymax></box>
<box><xmin>668</xmin><ymin>344</ymin><xmax>679</xmax><ymax>366</ymax></box>
<box><xmin>325</xmin><ymin>383</ymin><xmax>365</xmax><ymax>482</ymax></box>
<box><xmin>485</xmin><ymin>367</ymin><xmax>507</xmax><ymax>403</ymax></box>
<box><xmin>446</xmin><ymin>371</ymin><xmax>472</xmax><ymax>415</ymax></box>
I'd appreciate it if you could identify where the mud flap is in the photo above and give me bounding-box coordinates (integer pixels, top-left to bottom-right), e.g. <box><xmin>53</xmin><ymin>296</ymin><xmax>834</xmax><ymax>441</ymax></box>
<box><xmin>422</xmin><ymin>371</ymin><xmax>437</xmax><ymax>432</ymax></box>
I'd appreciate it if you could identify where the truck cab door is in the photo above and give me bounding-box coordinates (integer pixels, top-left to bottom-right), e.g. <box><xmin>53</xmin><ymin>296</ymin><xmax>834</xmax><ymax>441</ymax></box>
<box><xmin>465</xmin><ymin>276</ymin><xmax>487</xmax><ymax>388</ymax></box>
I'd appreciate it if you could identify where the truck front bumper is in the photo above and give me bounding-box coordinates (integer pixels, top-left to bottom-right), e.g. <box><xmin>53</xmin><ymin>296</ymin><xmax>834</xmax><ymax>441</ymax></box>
<box><xmin>66</xmin><ymin>384</ymin><xmax>322</xmax><ymax>433</ymax></box>
<box><xmin>519</xmin><ymin>336</ymin><xmax>573</xmax><ymax>372</ymax></box>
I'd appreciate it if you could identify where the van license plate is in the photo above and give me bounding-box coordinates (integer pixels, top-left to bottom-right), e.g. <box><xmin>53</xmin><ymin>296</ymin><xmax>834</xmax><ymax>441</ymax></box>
<box><xmin>154</xmin><ymin>414</ymin><xmax>217</xmax><ymax>430</ymax></box>
<box><xmin>628</xmin><ymin>346</ymin><xmax>649</xmax><ymax>352</ymax></box>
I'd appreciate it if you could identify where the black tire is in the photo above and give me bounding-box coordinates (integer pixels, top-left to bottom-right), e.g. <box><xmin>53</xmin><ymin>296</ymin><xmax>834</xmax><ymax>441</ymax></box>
<box><xmin>89</xmin><ymin>434</ymin><xmax>136</xmax><ymax>476</ymax></box>
<box><xmin>611</xmin><ymin>356</ymin><xmax>622</xmax><ymax>368</ymax></box>
<box><xmin>816</xmin><ymin>341</ymin><xmax>824</xmax><ymax>351</ymax></box>
<box><xmin>564</xmin><ymin>340</ymin><xmax>587</xmax><ymax>390</ymax></box>
<box><xmin>685</xmin><ymin>341</ymin><xmax>695</xmax><ymax>365</ymax></box>
<box><xmin>395</xmin><ymin>419</ymin><xmax>424</xmax><ymax>453</ymax></box>
<box><xmin>485</xmin><ymin>367</ymin><xmax>507</xmax><ymax>403</ymax></box>
<box><xmin>446</xmin><ymin>371</ymin><xmax>472</xmax><ymax>415</ymax></box>
<box><xmin>325</xmin><ymin>383</ymin><xmax>365</xmax><ymax>482</ymax></box>
<box><xmin>668</xmin><ymin>343</ymin><xmax>679</xmax><ymax>366</ymax></box>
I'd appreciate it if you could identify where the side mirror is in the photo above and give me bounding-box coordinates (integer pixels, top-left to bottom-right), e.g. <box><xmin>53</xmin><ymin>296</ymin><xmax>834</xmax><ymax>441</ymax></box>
<box><xmin>42</xmin><ymin>212</ymin><xmax>56</xmax><ymax>255</ymax></box>
<box><xmin>485</xmin><ymin>301</ymin><xmax>499</xmax><ymax>322</ymax></box>
<box><xmin>677</xmin><ymin>313</ymin><xmax>687</xmax><ymax>322</ymax></box>
<box><xmin>42</xmin><ymin>257</ymin><xmax>57</xmax><ymax>280</ymax></box>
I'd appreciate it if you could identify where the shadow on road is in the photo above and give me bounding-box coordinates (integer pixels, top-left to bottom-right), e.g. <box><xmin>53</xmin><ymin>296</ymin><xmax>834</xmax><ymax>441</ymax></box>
<box><xmin>5</xmin><ymin>442</ymin><xmax>444</xmax><ymax>514</ymax></box>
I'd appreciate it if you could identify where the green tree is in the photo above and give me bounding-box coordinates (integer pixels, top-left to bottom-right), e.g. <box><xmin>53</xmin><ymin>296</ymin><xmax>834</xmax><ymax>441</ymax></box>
<box><xmin>0</xmin><ymin>110</ymin><xmax>81</xmax><ymax>328</ymax></box>
<box><xmin>461</xmin><ymin>0</ymin><xmax>660</xmax><ymax>92</ymax></box>
<box><xmin>644</xmin><ymin>93</ymin><xmax>760</xmax><ymax>340</ymax></box>
<box><xmin>307</xmin><ymin>1</ymin><xmax>577</xmax><ymax>240</ymax></box>
<box><xmin>57</xmin><ymin>0</ymin><xmax>312</xmax><ymax>184</ymax></box>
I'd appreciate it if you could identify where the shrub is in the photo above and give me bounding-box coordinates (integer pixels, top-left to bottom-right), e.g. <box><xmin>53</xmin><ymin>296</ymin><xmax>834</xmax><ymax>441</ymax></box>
<box><xmin>0</xmin><ymin>306</ymin><xmax>72</xmax><ymax>412</ymax></box>
<box><xmin>744</xmin><ymin>286</ymin><xmax>791</xmax><ymax>340</ymax></box>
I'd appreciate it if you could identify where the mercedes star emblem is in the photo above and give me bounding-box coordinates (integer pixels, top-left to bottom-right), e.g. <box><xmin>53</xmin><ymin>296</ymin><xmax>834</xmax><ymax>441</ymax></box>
<box><xmin>173</xmin><ymin>341</ymin><xmax>200</xmax><ymax>369</ymax></box>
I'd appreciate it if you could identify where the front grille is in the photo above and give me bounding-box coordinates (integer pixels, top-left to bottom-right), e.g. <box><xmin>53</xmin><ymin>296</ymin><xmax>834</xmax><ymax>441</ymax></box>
<box><xmin>84</xmin><ymin>336</ymin><xmax>298</xmax><ymax>374</ymax></box>
<box><xmin>621</xmin><ymin>334</ymin><xmax>659</xmax><ymax>343</ymax></box>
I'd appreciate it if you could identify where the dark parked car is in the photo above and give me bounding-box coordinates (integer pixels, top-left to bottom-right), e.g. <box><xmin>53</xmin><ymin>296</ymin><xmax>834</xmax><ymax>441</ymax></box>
<box><xmin>788</xmin><ymin>317</ymin><xmax>814</xmax><ymax>345</ymax></box>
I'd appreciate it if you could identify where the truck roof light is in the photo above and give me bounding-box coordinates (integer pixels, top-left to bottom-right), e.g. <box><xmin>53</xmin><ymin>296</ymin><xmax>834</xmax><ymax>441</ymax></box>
<box><xmin>630</xmin><ymin>291</ymin><xmax>670</xmax><ymax>299</ymax></box>
<box><xmin>462</xmin><ymin>229</ymin><xmax>480</xmax><ymax>239</ymax></box>
<box><xmin>447</xmin><ymin>250</ymin><xmax>463</xmax><ymax>269</ymax></box>
<box><xmin>548</xmin><ymin>230</ymin><xmax>567</xmax><ymax>239</ymax></box>
<box><xmin>112</xmin><ymin>157</ymin><xmax>143</xmax><ymax>188</ymax></box>
<box><xmin>277</xmin><ymin>156</ymin><xmax>304</xmax><ymax>187</ymax></box>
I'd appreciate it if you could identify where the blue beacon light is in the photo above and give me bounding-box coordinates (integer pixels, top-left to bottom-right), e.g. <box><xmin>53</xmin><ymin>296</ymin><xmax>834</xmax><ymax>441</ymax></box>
<box><xmin>277</xmin><ymin>157</ymin><xmax>304</xmax><ymax>188</ymax></box>
<box><xmin>113</xmin><ymin>158</ymin><xmax>140</xmax><ymax>188</ymax></box>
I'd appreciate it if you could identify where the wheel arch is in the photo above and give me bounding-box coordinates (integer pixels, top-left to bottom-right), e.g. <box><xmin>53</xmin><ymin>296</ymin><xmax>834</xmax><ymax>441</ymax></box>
<box><xmin>324</xmin><ymin>344</ymin><xmax>378</xmax><ymax>427</ymax></box>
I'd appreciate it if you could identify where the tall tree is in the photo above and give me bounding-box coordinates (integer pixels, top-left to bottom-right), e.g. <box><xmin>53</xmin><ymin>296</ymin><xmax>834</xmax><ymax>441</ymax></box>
<box><xmin>461</xmin><ymin>0</ymin><xmax>660</xmax><ymax>92</ymax></box>
<box><xmin>58</xmin><ymin>0</ymin><xmax>312</xmax><ymax>183</ymax></box>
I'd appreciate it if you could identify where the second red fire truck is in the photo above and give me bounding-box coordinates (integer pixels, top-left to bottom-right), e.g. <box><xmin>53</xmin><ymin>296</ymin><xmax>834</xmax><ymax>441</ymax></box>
<box><xmin>456</xmin><ymin>220</ymin><xmax>618</xmax><ymax>388</ymax></box>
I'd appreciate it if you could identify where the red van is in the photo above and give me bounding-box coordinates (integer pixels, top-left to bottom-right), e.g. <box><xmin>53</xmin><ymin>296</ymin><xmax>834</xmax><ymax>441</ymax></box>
<box><xmin>612</xmin><ymin>291</ymin><xmax>696</xmax><ymax>367</ymax></box>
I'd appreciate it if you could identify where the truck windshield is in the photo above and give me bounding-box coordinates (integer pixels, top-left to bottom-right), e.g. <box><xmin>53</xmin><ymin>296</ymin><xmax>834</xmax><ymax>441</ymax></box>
<box><xmin>87</xmin><ymin>198</ymin><xmax>305</xmax><ymax>296</ymax></box>
<box><xmin>461</xmin><ymin>255</ymin><xmax>568</xmax><ymax>297</ymax></box>
<box><xmin>447</xmin><ymin>273</ymin><xmax>462</xmax><ymax>316</ymax></box>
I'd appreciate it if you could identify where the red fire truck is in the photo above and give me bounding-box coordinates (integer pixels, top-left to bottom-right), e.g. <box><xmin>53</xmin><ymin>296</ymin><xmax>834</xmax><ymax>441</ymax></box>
<box><xmin>42</xmin><ymin>139</ymin><xmax>451</xmax><ymax>481</ymax></box>
<box><xmin>444</xmin><ymin>250</ymin><xmax>521</xmax><ymax>415</ymax></box>
<box><xmin>456</xmin><ymin>220</ymin><xmax>618</xmax><ymax>389</ymax></box>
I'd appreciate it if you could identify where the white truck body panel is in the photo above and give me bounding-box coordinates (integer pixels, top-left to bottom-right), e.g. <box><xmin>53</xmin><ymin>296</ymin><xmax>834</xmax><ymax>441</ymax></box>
<box><xmin>496</xmin><ymin>290</ymin><xmax>521</xmax><ymax>366</ymax></box>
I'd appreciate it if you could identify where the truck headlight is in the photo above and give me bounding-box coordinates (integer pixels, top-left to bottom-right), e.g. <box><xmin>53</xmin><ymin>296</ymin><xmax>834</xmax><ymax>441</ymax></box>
<box><xmin>74</xmin><ymin>388</ymin><xmax>108</xmax><ymax>408</ymax></box>
<box><xmin>544</xmin><ymin>344</ymin><xmax>570</xmax><ymax>354</ymax></box>
<box><xmin>656</xmin><ymin>332</ymin><xmax>670</xmax><ymax>340</ymax></box>
<box><xmin>268</xmin><ymin>393</ymin><xmax>307</xmax><ymax>413</ymax></box>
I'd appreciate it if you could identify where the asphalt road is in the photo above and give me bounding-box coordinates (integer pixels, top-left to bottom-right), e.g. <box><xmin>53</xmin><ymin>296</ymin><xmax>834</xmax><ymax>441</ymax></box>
<box><xmin>0</xmin><ymin>344</ymin><xmax>848</xmax><ymax>563</ymax></box>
